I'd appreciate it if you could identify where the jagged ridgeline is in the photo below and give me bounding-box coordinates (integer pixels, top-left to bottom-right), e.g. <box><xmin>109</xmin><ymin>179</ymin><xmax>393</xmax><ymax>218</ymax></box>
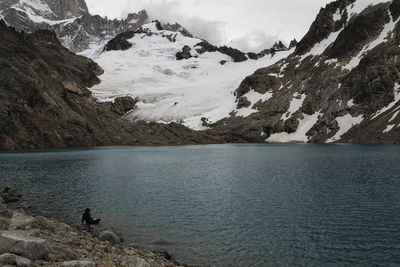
<box><xmin>0</xmin><ymin>0</ymin><xmax>149</xmax><ymax>52</ymax></box>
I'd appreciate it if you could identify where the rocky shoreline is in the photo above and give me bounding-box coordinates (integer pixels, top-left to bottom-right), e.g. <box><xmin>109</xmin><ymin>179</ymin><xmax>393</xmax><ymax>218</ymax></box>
<box><xmin>0</xmin><ymin>187</ymin><xmax>194</xmax><ymax>267</ymax></box>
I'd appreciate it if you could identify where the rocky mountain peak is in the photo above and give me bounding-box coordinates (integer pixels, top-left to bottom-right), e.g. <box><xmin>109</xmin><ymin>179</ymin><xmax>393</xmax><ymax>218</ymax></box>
<box><xmin>47</xmin><ymin>0</ymin><xmax>89</xmax><ymax>19</ymax></box>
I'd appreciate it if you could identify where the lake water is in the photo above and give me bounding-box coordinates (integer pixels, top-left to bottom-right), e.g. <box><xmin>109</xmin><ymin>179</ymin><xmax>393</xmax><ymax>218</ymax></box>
<box><xmin>1</xmin><ymin>144</ymin><xmax>400</xmax><ymax>266</ymax></box>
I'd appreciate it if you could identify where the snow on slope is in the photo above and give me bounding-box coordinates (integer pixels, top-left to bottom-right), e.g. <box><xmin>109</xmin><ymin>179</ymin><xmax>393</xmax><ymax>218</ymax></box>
<box><xmin>89</xmin><ymin>22</ymin><xmax>292</xmax><ymax>130</ymax></box>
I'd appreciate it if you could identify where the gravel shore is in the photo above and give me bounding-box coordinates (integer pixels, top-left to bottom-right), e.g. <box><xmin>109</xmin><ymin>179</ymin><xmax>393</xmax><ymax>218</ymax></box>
<box><xmin>0</xmin><ymin>187</ymin><xmax>193</xmax><ymax>267</ymax></box>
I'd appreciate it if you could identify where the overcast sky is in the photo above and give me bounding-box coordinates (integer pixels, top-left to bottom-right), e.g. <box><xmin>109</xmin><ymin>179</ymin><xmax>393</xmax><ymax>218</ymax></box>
<box><xmin>85</xmin><ymin>0</ymin><xmax>333</xmax><ymax>52</ymax></box>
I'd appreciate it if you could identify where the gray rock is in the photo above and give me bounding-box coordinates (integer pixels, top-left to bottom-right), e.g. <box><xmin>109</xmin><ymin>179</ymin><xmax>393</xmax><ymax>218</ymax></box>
<box><xmin>0</xmin><ymin>218</ymin><xmax>9</xmax><ymax>230</ymax></box>
<box><xmin>0</xmin><ymin>233</ymin><xmax>48</xmax><ymax>260</ymax></box>
<box><xmin>62</xmin><ymin>260</ymin><xmax>95</xmax><ymax>267</ymax></box>
<box><xmin>49</xmin><ymin>246</ymin><xmax>77</xmax><ymax>261</ymax></box>
<box><xmin>120</xmin><ymin>256</ymin><xmax>150</xmax><ymax>267</ymax></box>
<box><xmin>0</xmin><ymin>187</ymin><xmax>21</xmax><ymax>203</ymax></box>
<box><xmin>99</xmin><ymin>230</ymin><xmax>121</xmax><ymax>245</ymax></box>
<box><xmin>0</xmin><ymin>253</ymin><xmax>31</xmax><ymax>267</ymax></box>
<box><xmin>0</xmin><ymin>203</ymin><xmax>6</xmax><ymax>211</ymax></box>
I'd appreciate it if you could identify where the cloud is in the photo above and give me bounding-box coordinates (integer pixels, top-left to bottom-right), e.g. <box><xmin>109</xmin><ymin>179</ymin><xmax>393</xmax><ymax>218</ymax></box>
<box><xmin>85</xmin><ymin>0</ymin><xmax>332</xmax><ymax>52</ymax></box>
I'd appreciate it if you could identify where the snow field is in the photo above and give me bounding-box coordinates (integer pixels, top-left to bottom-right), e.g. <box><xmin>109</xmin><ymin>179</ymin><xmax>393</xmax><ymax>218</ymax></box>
<box><xmin>90</xmin><ymin>22</ymin><xmax>293</xmax><ymax>130</ymax></box>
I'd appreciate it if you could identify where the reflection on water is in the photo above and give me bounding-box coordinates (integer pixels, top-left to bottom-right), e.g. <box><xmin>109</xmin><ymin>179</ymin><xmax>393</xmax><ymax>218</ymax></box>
<box><xmin>1</xmin><ymin>144</ymin><xmax>400</xmax><ymax>266</ymax></box>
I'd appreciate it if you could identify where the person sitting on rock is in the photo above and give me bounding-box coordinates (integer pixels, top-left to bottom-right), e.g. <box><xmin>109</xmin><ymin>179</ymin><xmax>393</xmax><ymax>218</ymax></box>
<box><xmin>81</xmin><ymin>208</ymin><xmax>100</xmax><ymax>225</ymax></box>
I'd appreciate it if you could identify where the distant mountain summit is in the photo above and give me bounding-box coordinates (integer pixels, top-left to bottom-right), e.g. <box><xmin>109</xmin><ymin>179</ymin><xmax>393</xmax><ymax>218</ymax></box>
<box><xmin>0</xmin><ymin>0</ymin><xmax>149</xmax><ymax>52</ymax></box>
<box><xmin>0</xmin><ymin>0</ymin><xmax>88</xmax><ymax>21</ymax></box>
<box><xmin>258</xmin><ymin>41</ymin><xmax>288</xmax><ymax>57</ymax></box>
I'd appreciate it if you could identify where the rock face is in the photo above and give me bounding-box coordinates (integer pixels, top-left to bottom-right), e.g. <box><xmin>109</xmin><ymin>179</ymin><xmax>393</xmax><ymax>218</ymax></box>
<box><xmin>0</xmin><ymin>0</ymin><xmax>149</xmax><ymax>53</ymax></box>
<box><xmin>0</xmin><ymin>233</ymin><xmax>49</xmax><ymax>260</ymax></box>
<box><xmin>207</xmin><ymin>0</ymin><xmax>400</xmax><ymax>144</ymax></box>
<box><xmin>0</xmin><ymin>20</ymin><xmax>222</xmax><ymax>150</ymax></box>
<box><xmin>258</xmin><ymin>41</ymin><xmax>288</xmax><ymax>57</ymax></box>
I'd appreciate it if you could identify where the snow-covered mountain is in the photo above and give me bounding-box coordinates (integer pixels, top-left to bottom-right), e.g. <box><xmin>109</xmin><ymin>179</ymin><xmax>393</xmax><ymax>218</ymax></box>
<box><xmin>0</xmin><ymin>0</ymin><xmax>150</xmax><ymax>52</ymax></box>
<box><xmin>88</xmin><ymin>21</ymin><xmax>291</xmax><ymax>130</ymax></box>
<box><xmin>208</xmin><ymin>0</ymin><xmax>400</xmax><ymax>143</ymax></box>
<box><xmin>2</xmin><ymin>0</ymin><xmax>398</xmax><ymax>144</ymax></box>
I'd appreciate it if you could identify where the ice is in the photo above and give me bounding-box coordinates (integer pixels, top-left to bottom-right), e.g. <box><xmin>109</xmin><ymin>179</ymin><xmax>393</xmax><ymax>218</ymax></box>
<box><xmin>266</xmin><ymin>112</ymin><xmax>321</xmax><ymax>143</ymax></box>
<box><xmin>89</xmin><ymin>22</ymin><xmax>294</xmax><ymax>130</ymax></box>
<box><xmin>326</xmin><ymin>113</ymin><xmax>364</xmax><ymax>142</ymax></box>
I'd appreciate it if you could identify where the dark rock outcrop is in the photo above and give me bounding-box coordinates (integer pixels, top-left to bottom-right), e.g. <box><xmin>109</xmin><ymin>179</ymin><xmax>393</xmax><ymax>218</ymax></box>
<box><xmin>176</xmin><ymin>45</ymin><xmax>192</xmax><ymax>60</ymax></box>
<box><xmin>194</xmin><ymin>41</ymin><xmax>248</xmax><ymax>62</ymax></box>
<box><xmin>0</xmin><ymin>187</ymin><xmax>21</xmax><ymax>203</ymax></box>
<box><xmin>258</xmin><ymin>41</ymin><xmax>288</xmax><ymax>57</ymax></box>
<box><xmin>288</xmin><ymin>39</ymin><xmax>298</xmax><ymax>49</ymax></box>
<box><xmin>103</xmin><ymin>31</ymin><xmax>135</xmax><ymax>52</ymax></box>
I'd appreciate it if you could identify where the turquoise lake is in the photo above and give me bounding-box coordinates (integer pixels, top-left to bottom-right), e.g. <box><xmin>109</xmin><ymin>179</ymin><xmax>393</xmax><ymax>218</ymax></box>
<box><xmin>1</xmin><ymin>144</ymin><xmax>400</xmax><ymax>266</ymax></box>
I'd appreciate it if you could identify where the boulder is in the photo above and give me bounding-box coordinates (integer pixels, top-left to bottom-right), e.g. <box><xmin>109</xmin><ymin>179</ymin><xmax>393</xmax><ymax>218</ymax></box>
<box><xmin>99</xmin><ymin>231</ymin><xmax>121</xmax><ymax>245</ymax></box>
<box><xmin>0</xmin><ymin>253</ymin><xmax>31</xmax><ymax>267</ymax></box>
<box><xmin>0</xmin><ymin>187</ymin><xmax>21</xmax><ymax>203</ymax></box>
<box><xmin>0</xmin><ymin>233</ymin><xmax>48</xmax><ymax>260</ymax></box>
<box><xmin>62</xmin><ymin>260</ymin><xmax>95</xmax><ymax>267</ymax></box>
<box><xmin>120</xmin><ymin>256</ymin><xmax>150</xmax><ymax>267</ymax></box>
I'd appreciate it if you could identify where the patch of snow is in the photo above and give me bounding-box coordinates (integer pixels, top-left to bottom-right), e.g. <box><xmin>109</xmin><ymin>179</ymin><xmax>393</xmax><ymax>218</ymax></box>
<box><xmin>347</xmin><ymin>0</ymin><xmax>390</xmax><ymax>19</ymax></box>
<box><xmin>300</xmin><ymin>30</ymin><xmax>342</xmax><ymax>61</ymax></box>
<box><xmin>324</xmin><ymin>58</ymin><xmax>338</xmax><ymax>66</ymax></box>
<box><xmin>267</xmin><ymin>112</ymin><xmax>321</xmax><ymax>143</ymax></box>
<box><xmin>383</xmin><ymin>124</ymin><xmax>395</xmax><ymax>133</ymax></box>
<box><xmin>333</xmin><ymin>8</ymin><xmax>342</xmax><ymax>22</ymax></box>
<box><xmin>235</xmin><ymin>90</ymin><xmax>273</xmax><ymax>117</ymax></box>
<box><xmin>326</xmin><ymin>113</ymin><xmax>364</xmax><ymax>142</ymax></box>
<box><xmin>389</xmin><ymin>110</ymin><xmax>399</xmax><ymax>122</ymax></box>
<box><xmin>371</xmin><ymin>83</ymin><xmax>400</xmax><ymax>119</ymax></box>
<box><xmin>89</xmin><ymin>22</ymin><xmax>294</xmax><ymax>130</ymax></box>
<box><xmin>343</xmin><ymin>15</ymin><xmax>399</xmax><ymax>70</ymax></box>
<box><xmin>281</xmin><ymin>93</ymin><xmax>306</xmax><ymax>120</ymax></box>
<box><xmin>347</xmin><ymin>99</ymin><xmax>355</xmax><ymax>107</ymax></box>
